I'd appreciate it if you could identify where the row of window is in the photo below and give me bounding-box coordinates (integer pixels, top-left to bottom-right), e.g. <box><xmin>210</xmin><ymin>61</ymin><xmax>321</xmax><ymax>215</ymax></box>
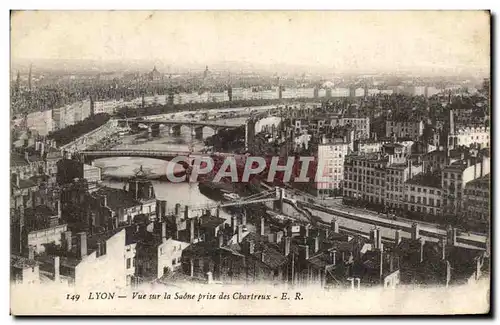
<box><xmin>407</xmin><ymin>186</ymin><xmax>442</xmax><ymax>195</ymax></box>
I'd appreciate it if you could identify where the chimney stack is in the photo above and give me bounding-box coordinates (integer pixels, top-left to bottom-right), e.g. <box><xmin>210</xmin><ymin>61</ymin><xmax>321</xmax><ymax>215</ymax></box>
<box><xmin>419</xmin><ymin>238</ymin><xmax>425</xmax><ymax>263</ymax></box>
<box><xmin>231</xmin><ymin>215</ymin><xmax>237</xmax><ymax>234</ymax></box>
<box><xmin>189</xmin><ymin>218</ymin><xmax>195</xmax><ymax>244</ymax></box>
<box><xmin>241</xmin><ymin>210</ymin><xmax>247</xmax><ymax>226</ymax></box>
<box><xmin>206</xmin><ymin>271</ymin><xmax>213</xmax><ymax>284</ymax></box>
<box><xmin>411</xmin><ymin>223</ymin><xmax>420</xmax><ymax>240</ymax></box>
<box><xmin>446</xmin><ymin>226</ymin><xmax>457</xmax><ymax>246</ymax></box>
<box><xmin>249</xmin><ymin>240</ymin><xmax>255</xmax><ymax>255</ymax></box>
<box><xmin>379</xmin><ymin>243</ymin><xmax>384</xmax><ymax>279</ymax></box>
<box><xmin>440</xmin><ymin>237</ymin><xmax>446</xmax><ymax>260</ymax></box>
<box><xmin>237</xmin><ymin>225</ymin><xmax>243</xmax><ymax>244</ymax></box>
<box><xmin>54</xmin><ymin>256</ymin><xmax>60</xmax><ymax>282</ymax></box>
<box><xmin>331</xmin><ymin>218</ymin><xmax>339</xmax><ymax>233</ymax></box>
<box><xmin>100</xmin><ymin>195</ymin><xmax>107</xmax><ymax>207</ymax></box>
<box><xmin>162</xmin><ymin>221</ymin><xmax>167</xmax><ymax>242</ymax></box>
<box><xmin>394</xmin><ymin>229</ymin><xmax>401</xmax><ymax>246</ymax></box>
<box><xmin>77</xmin><ymin>232</ymin><xmax>87</xmax><ymax>259</ymax></box>
<box><xmin>28</xmin><ymin>245</ymin><xmax>35</xmax><ymax>260</ymax></box>
<box><xmin>284</xmin><ymin>236</ymin><xmax>291</xmax><ymax>256</ymax></box>
<box><xmin>175</xmin><ymin>203</ymin><xmax>181</xmax><ymax>218</ymax></box>
<box><xmin>63</xmin><ymin>230</ymin><xmax>72</xmax><ymax>252</ymax></box>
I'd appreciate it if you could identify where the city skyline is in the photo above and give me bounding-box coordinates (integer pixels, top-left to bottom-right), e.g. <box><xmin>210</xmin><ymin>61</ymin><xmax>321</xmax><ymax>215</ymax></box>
<box><xmin>11</xmin><ymin>11</ymin><xmax>490</xmax><ymax>76</ymax></box>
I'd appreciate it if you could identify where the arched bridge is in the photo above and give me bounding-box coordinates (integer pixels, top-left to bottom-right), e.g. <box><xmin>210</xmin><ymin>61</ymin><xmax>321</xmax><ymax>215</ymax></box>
<box><xmin>116</xmin><ymin>118</ymin><xmax>242</xmax><ymax>137</ymax></box>
<box><xmin>77</xmin><ymin>149</ymin><xmax>204</xmax><ymax>168</ymax></box>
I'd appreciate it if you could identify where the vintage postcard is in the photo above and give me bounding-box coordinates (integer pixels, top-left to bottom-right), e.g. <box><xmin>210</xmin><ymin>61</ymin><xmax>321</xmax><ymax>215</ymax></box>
<box><xmin>10</xmin><ymin>10</ymin><xmax>490</xmax><ymax>315</ymax></box>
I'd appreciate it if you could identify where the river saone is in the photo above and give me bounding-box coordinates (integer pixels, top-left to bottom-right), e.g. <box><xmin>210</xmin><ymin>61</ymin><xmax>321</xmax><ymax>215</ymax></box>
<box><xmin>92</xmin><ymin>116</ymin><xmax>248</xmax><ymax>222</ymax></box>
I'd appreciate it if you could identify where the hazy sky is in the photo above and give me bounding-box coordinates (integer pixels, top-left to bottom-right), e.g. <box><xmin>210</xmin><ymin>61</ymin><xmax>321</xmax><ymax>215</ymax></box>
<box><xmin>11</xmin><ymin>11</ymin><xmax>490</xmax><ymax>74</ymax></box>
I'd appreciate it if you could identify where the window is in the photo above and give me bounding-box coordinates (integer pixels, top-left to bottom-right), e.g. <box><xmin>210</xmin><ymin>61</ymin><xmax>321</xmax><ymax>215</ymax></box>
<box><xmin>132</xmin><ymin>259</ymin><xmax>135</xmax><ymax>267</ymax></box>
<box><xmin>127</xmin><ymin>258</ymin><xmax>131</xmax><ymax>269</ymax></box>
<box><xmin>430</xmin><ymin>189</ymin><xmax>434</xmax><ymax>194</ymax></box>
<box><xmin>172</xmin><ymin>259</ymin><xmax>177</xmax><ymax>266</ymax></box>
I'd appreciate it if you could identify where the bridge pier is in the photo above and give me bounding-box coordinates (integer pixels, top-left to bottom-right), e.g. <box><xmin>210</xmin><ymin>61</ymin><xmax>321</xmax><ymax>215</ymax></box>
<box><xmin>171</xmin><ymin>125</ymin><xmax>182</xmax><ymax>136</ymax></box>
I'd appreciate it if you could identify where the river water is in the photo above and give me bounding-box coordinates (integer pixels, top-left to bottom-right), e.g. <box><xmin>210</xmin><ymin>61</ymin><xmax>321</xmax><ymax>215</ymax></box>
<box><xmin>93</xmin><ymin>116</ymin><xmax>248</xmax><ymax>220</ymax></box>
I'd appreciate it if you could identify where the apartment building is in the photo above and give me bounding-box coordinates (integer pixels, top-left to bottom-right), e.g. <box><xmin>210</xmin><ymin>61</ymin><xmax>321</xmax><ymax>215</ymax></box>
<box><xmin>441</xmin><ymin>155</ymin><xmax>490</xmax><ymax>215</ymax></box>
<box><xmin>343</xmin><ymin>152</ymin><xmax>422</xmax><ymax>207</ymax></box>
<box><xmin>315</xmin><ymin>138</ymin><xmax>352</xmax><ymax>197</ymax></box>
<box><xmin>463</xmin><ymin>174</ymin><xmax>490</xmax><ymax>224</ymax></box>
<box><xmin>403</xmin><ymin>172</ymin><xmax>442</xmax><ymax>216</ymax></box>
<box><xmin>386</xmin><ymin>120</ymin><xmax>424</xmax><ymax>138</ymax></box>
<box><xmin>449</xmin><ymin>126</ymin><xmax>490</xmax><ymax>149</ymax></box>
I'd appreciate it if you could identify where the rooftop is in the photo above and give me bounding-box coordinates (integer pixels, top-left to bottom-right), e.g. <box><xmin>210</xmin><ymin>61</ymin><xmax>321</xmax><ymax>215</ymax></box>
<box><xmin>466</xmin><ymin>173</ymin><xmax>490</xmax><ymax>188</ymax></box>
<box><xmin>407</xmin><ymin>172</ymin><xmax>442</xmax><ymax>189</ymax></box>
<box><xmin>93</xmin><ymin>186</ymin><xmax>142</xmax><ymax>210</ymax></box>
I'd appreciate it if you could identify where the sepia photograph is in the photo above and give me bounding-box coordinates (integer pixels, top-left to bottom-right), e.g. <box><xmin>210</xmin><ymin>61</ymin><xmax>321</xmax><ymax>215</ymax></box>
<box><xmin>9</xmin><ymin>10</ymin><xmax>491</xmax><ymax>315</ymax></box>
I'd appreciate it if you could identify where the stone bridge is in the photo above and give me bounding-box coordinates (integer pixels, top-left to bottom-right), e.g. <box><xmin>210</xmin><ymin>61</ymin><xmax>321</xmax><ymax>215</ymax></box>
<box><xmin>76</xmin><ymin>149</ymin><xmax>208</xmax><ymax>168</ymax></box>
<box><xmin>117</xmin><ymin>118</ymin><xmax>242</xmax><ymax>138</ymax></box>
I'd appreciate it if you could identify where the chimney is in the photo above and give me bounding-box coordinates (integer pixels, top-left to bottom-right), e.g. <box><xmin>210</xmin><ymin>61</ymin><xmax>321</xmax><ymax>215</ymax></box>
<box><xmin>28</xmin><ymin>245</ymin><xmax>35</xmax><ymax>260</ymax></box>
<box><xmin>411</xmin><ymin>223</ymin><xmax>420</xmax><ymax>240</ymax></box>
<box><xmin>331</xmin><ymin>218</ymin><xmax>339</xmax><ymax>233</ymax></box>
<box><xmin>77</xmin><ymin>232</ymin><xmax>87</xmax><ymax>259</ymax></box>
<box><xmin>237</xmin><ymin>225</ymin><xmax>243</xmax><ymax>244</ymax></box>
<box><xmin>175</xmin><ymin>203</ymin><xmax>181</xmax><ymax>218</ymax></box>
<box><xmin>56</xmin><ymin>200</ymin><xmax>61</xmax><ymax>219</ymax></box>
<box><xmin>284</xmin><ymin>236</ymin><xmax>291</xmax><ymax>256</ymax></box>
<box><xmin>370</xmin><ymin>228</ymin><xmax>376</xmax><ymax>246</ymax></box>
<box><xmin>100</xmin><ymin>195</ymin><xmax>107</xmax><ymax>207</ymax></box>
<box><xmin>206</xmin><ymin>271</ymin><xmax>213</xmax><ymax>284</ymax></box>
<box><xmin>189</xmin><ymin>218</ymin><xmax>195</xmax><ymax>244</ymax></box>
<box><xmin>330</xmin><ymin>249</ymin><xmax>337</xmax><ymax>266</ymax></box>
<box><xmin>314</xmin><ymin>236</ymin><xmax>320</xmax><ymax>253</ymax></box>
<box><xmin>260</xmin><ymin>217</ymin><xmax>265</xmax><ymax>236</ymax></box>
<box><xmin>231</xmin><ymin>215</ymin><xmax>237</xmax><ymax>234</ymax></box>
<box><xmin>447</xmin><ymin>227</ymin><xmax>457</xmax><ymax>246</ymax></box>
<box><xmin>440</xmin><ymin>237</ymin><xmax>446</xmax><ymax>260</ymax></box>
<box><xmin>379</xmin><ymin>243</ymin><xmax>384</xmax><ymax>279</ymax></box>
<box><xmin>419</xmin><ymin>238</ymin><xmax>426</xmax><ymax>263</ymax></box>
<box><xmin>394</xmin><ymin>229</ymin><xmax>401</xmax><ymax>246</ymax></box>
<box><xmin>63</xmin><ymin>230</ymin><xmax>72</xmax><ymax>252</ymax></box>
<box><xmin>248</xmin><ymin>240</ymin><xmax>255</xmax><ymax>255</ymax></box>
<box><xmin>162</xmin><ymin>221</ymin><xmax>167</xmax><ymax>242</ymax></box>
<box><xmin>241</xmin><ymin>210</ymin><xmax>247</xmax><ymax>226</ymax></box>
<box><xmin>475</xmin><ymin>256</ymin><xmax>482</xmax><ymax>281</ymax></box>
<box><xmin>184</xmin><ymin>206</ymin><xmax>189</xmax><ymax>220</ymax></box>
<box><xmin>298</xmin><ymin>245</ymin><xmax>309</xmax><ymax>263</ymax></box>
<box><xmin>54</xmin><ymin>256</ymin><xmax>60</xmax><ymax>282</ymax></box>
